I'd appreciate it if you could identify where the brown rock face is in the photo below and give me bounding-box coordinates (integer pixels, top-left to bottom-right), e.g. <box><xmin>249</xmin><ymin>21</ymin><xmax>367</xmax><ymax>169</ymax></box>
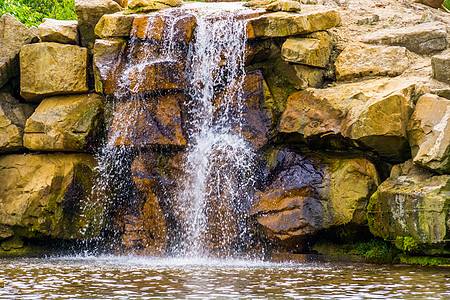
<box><xmin>432</xmin><ymin>55</ymin><xmax>450</xmax><ymax>85</ymax></box>
<box><xmin>94</xmin><ymin>12</ymin><xmax>137</xmax><ymax>39</ymax></box>
<box><xmin>109</xmin><ymin>93</ymin><xmax>186</xmax><ymax>147</ymax></box>
<box><xmin>20</xmin><ymin>43</ymin><xmax>88</xmax><ymax>102</ymax></box>
<box><xmin>250</xmin><ymin>149</ymin><xmax>379</xmax><ymax>251</ymax></box>
<box><xmin>38</xmin><ymin>19</ymin><xmax>79</xmax><ymax>45</ymax></box>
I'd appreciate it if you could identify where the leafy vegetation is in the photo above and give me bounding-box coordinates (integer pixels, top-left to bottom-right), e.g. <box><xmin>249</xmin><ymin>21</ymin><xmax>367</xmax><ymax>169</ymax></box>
<box><xmin>0</xmin><ymin>0</ymin><xmax>76</xmax><ymax>27</ymax></box>
<box><xmin>445</xmin><ymin>0</ymin><xmax>450</xmax><ymax>10</ymax></box>
<box><xmin>357</xmin><ymin>239</ymin><xmax>400</xmax><ymax>264</ymax></box>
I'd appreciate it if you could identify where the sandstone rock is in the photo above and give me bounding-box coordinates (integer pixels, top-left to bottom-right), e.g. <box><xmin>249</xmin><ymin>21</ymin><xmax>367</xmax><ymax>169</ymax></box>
<box><xmin>362</xmin><ymin>22</ymin><xmax>448</xmax><ymax>55</ymax></box>
<box><xmin>0</xmin><ymin>225</ymin><xmax>14</xmax><ymax>240</ymax></box>
<box><xmin>128</xmin><ymin>60</ymin><xmax>185</xmax><ymax>94</ymax></box>
<box><xmin>0</xmin><ymin>153</ymin><xmax>107</xmax><ymax>239</ymax></box>
<box><xmin>75</xmin><ymin>0</ymin><xmax>122</xmax><ymax>47</ymax></box>
<box><xmin>131</xmin><ymin>12</ymin><xmax>196</xmax><ymax>43</ymax></box>
<box><xmin>113</xmin><ymin>0</ymin><xmax>128</xmax><ymax>7</ymax></box>
<box><xmin>23</xmin><ymin>94</ymin><xmax>104</xmax><ymax>152</ymax></box>
<box><xmin>281</xmin><ymin>31</ymin><xmax>332</xmax><ymax>68</ymax></box>
<box><xmin>367</xmin><ymin>160</ymin><xmax>450</xmax><ymax>255</ymax></box>
<box><xmin>0</xmin><ymin>98</ymin><xmax>34</xmax><ymax>153</ymax></box>
<box><xmin>265</xmin><ymin>0</ymin><xmax>302</xmax><ymax>12</ymax></box>
<box><xmin>0</xmin><ymin>14</ymin><xmax>38</xmax><ymax>89</ymax></box>
<box><xmin>20</xmin><ymin>43</ymin><xmax>88</xmax><ymax>102</ymax></box>
<box><xmin>247</xmin><ymin>6</ymin><xmax>340</xmax><ymax>38</ymax></box>
<box><xmin>290</xmin><ymin>64</ymin><xmax>325</xmax><ymax>89</ymax></box>
<box><xmin>109</xmin><ymin>93</ymin><xmax>186</xmax><ymax>147</ymax></box>
<box><xmin>250</xmin><ymin>150</ymin><xmax>379</xmax><ymax>250</ymax></box>
<box><xmin>93</xmin><ymin>39</ymin><xmax>127</xmax><ymax>94</ymax></box>
<box><xmin>335</xmin><ymin>43</ymin><xmax>409</xmax><ymax>81</ymax></box>
<box><xmin>279</xmin><ymin>77</ymin><xmax>419</xmax><ymax>162</ymax></box>
<box><xmin>94</xmin><ymin>12</ymin><xmax>137</xmax><ymax>38</ymax></box>
<box><xmin>432</xmin><ymin>55</ymin><xmax>450</xmax><ymax>84</ymax></box>
<box><xmin>128</xmin><ymin>0</ymin><xmax>182</xmax><ymax>12</ymax></box>
<box><xmin>38</xmin><ymin>19</ymin><xmax>79</xmax><ymax>45</ymax></box>
<box><xmin>407</xmin><ymin>94</ymin><xmax>450</xmax><ymax>174</ymax></box>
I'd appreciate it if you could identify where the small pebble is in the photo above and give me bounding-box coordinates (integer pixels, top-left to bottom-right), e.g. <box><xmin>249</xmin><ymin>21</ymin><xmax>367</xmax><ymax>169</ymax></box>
<box><xmin>0</xmin><ymin>278</ymin><xmax>4</xmax><ymax>288</ymax></box>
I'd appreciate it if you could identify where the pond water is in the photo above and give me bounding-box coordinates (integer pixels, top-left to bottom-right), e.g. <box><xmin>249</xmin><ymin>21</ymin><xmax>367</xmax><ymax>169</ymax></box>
<box><xmin>0</xmin><ymin>256</ymin><xmax>448</xmax><ymax>299</ymax></box>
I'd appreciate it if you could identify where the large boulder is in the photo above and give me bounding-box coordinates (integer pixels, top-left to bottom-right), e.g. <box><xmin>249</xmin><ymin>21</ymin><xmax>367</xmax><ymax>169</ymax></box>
<box><xmin>23</xmin><ymin>94</ymin><xmax>104</xmax><ymax>152</ymax></box>
<box><xmin>281</xmin><ymin>31</ymin><xmax>332</xmax><ymax>68</ymax></box>
<box><xmin>247</xmin><ymin>6</ymin><xmax>340</xmax><ymax>38</ymax></box>
<box><xmin>38</xmin><ymin>19</ymin><xmax>79</xmax><ymax>45</ymax></box>
<box><xmin>431</xmin><ymin>55</ymin><xmax>450</xmax><ymax>85</ymax></box>
<box><xmin>250</xmin><ymin>149</ymin><xmax>379</xmax><ymax>250</ymax></box>
<box><xmin>335</xmin><ymin>43</ymin><xmax>409</xmax><ymax>81</ymax></box>
<box><xmin>367</xmin><ymin>160</ymin><xmax>450</xmax><ymax>255</ymax></box>
<box><xmin>0</xmin><ymin>94</ymin><xmax>34</xmax><ymax>153</ymax></box>
<box><xmin>20</xmin><ymin>43</ymin><xmax>88</xmax><ymax>102</ymax></box>
<box><xmin>278</xmin><ymin>77</ymin><xmax>420</xmax><ymax>162</ymax></box>
<box><xmin>0</xmin><ymin>154</ymin><xmax>108</xmax><ymax>240</ymax></box>
<box><xmin>75</xmin><ymin>0</ymin><xmax>122</xmax><ymax>47</ymax></box>
<box><xmin>94</xmin><ymin>12</ymin><xmax>137</xmax><ymax>39</ymax></box>
<box><xmin>0</xmin><ymin>14</ymin><xmax>38</xmax><ymax>89</ymax></box>
<box><xmin>128</xmin><ymin>0</ymin><xmax>183</xmax><ymax>12</ymax></box>
<box><xmin>108</xmin><ymin>93</ymin><xmax>186</xmax><ymax>147</ymax></box>
<box><xmin>362</xmin><ymin>22</ymin><xmax>448</xmax><ymax>55</ymax></box>
<box><xmin>407</xmin><ymin>94</ymin><xmax>450</xmax><ymax>174</ymax></box>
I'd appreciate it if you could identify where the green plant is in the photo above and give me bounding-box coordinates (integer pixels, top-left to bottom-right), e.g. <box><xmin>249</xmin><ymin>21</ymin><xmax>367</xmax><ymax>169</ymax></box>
<box><xmin>445</xmin><ymin>0</ymin><xmax>450</xmax><ymax>10</ymax></box>
<box><xmin>357</xmin><ymin>239</ymin><xmax>400</xmax><ymax>264</ymax></box>
<box><xmin>395</xmin><ymin>236</ymin><xmax>420</xmax><ymax>253</ymax></box>
<box><xmin>0</xmin><ymin>0</ymin><xmax>76</xmax><ymax>27</ymax></box>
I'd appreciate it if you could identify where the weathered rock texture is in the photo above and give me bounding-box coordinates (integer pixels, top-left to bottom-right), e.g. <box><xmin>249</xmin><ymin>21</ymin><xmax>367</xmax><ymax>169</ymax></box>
<box><xmin>95</xmin><ymin>12</ymin><xmax>137</xmax><ymax>39</ymax></box>
<box><xmin>38</xmin><ymin>19</ymin><xmax>79</xmax><ymax>45</ymax></box>
<box><xmin>0</xmin><ymin>154</ymin><xmax>107</xmax><ymax>240</ymax></box>
<box><xmin>75</xmin><ymin>0</ymin><xmax>122</xmax><ymax>47</ymax></box>
<box><xmin>128</xmin><ymin>0</ymin><xmax>183</xmax><ymax>11</ymax></box>
<box><xmin>20</xmin><ymin>43</ymin><xmax>88</xmax><ymax>102</ymax></box>
<box><xmin>0</xmin><ymin>14</ymin><xmax>38</xmax><ymax>89</ymax></box>
<box><xmin>23</xmin><ymin>94</ymin><xmax>104</xmax><ymax>152</ymax></box>
<box><xmin>250</xmin><ymin>149</ymin><xmax>379</xmax><ymax>250</ymax></box>
<box><xmin>432</xmin><ymin>55</ymin><xmax>450</xmax><ymax>84</ymax></box>
<box><xmin>279</xmin><ymin>77</ymin><xmax>419</xmax><ymax>162</ymax></box>
<box><xmin>0</xmin><ymin>95</ymin><xmax>34</xmax><ymax>153</ymax></box>
<box><xmin>367</xmin><ymin>160</ymin><xmax>450</xmax><ymax>255</ymax></box>
<box><xmin>109</xmin><ymin>93</ymin><xmax>186</xmax><ymax>147</ymax></box>
<box><xmin>407</xmin><ymin>94</ymin><xmax>450</xmax><ymax>174</ymax></box>
<box><xmin>335</xmin><ymin>43</ymin><xmax>409</xmax><ymax>81</ymax></box>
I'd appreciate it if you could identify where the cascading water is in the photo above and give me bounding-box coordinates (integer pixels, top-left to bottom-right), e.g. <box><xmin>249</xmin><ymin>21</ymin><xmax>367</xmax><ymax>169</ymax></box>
<box><xmin>91</xmin><ymin>2</ymin><xmax>258</xmax><ymax>257</ymax></box>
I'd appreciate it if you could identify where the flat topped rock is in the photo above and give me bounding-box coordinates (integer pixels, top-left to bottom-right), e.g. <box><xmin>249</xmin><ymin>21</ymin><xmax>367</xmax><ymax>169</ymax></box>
<box><xmin>38</xmin><ymin>18</ymin><xmax>79</xmax><ymax>44</ymax></box>
<box><xmin>362</xmin><ymin>22</ymin><xmax>448</xmax><ymax>55</ymax></box>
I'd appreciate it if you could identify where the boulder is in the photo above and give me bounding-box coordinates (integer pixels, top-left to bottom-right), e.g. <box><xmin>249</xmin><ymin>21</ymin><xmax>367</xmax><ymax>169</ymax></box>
<box><xmin>0</xmin><ymin>14</ymin><xmax>38</xmax><ymax>89</ymax></box>
<box><xmin>362</xmin><ymin>22</ymin><xmax>448</xmax><ymax>55</ymax></box>
<box><xmin>23</xmin><ymin>94</ymin><xmax>104</xmax><ymax>152</ymax></box>
<box><xmin>94</xmin><ymin>12</ymin><xmax>137</xmax><ymax>39</ymax></box>
<box><xmin>20</xmin><ymin>42</ymin><xmax>88</xmax><ymax>102</ymax></box>
<box><xmin>335</xmin><ymin>43</ymin><xmax>409</xmax><ymax>81</ymax></box>
<box><xmin>113</xmin><ymin>0</ymin><xmax>128</xmax><ymax>7</ymax></box>
<box><xmin>0</xmin><ymin>153</ymin><xmax>108</xmax><ymax>240</ymax></box>
<box><xmin>367</xmin><ymin>160</ymin><xmax>450</xmax><ymax>255</ymax></box>
<box><xmin>93</xmin><ymin>39</ymin><xmax>127</xmax><ymax>94</ymax></box>
<box><xmin>247</xmin><ymin>6</ymin><xmax>340</xmax><ymax>38</ymax></box>
<box><xmin>281</xmin><ymin>31</ymin><xmax>333</xmax><ymax>68</ymax></box>
<box><xmin>0</xmin><ymin>225</ymin><xmax>14</xmax><ymax>240</ymax></box>
<box><xmin>75</xmin><ymin>0</ymin><xmax>122</xmax><ymax>47</ymax></box>
<box><xmin>250</xmin><ymin>149</ymin><xmax>379</xmax><ymax>250</ymax></box>
<box><xmin>38</xmin><ymin>19</ymin><xmax>79</xmax><ymax>45</ymax></box>
<box><xmin>407</xmin><ymin>94</ymin><xmax>450</xmax><ymax>174</ymax></box>
<box><xmin>279</xmin><ymin>77</ymin><xmax>419</xmax><ymax>162</ymax></box>
<box><xmin>131</xmin><ymin>12</ymin><xmax>196</xmax><ymax>43</ymax></box>
<box><xmin>265</xmin><ymin>0</ymin><xmax>302</xmax><ymax>12</ymax></box>
<box><xmin>128</xmin><ymin>0</ymin><xmax>182</xmax><ymax>12</ymax></box>
<box><xmin>109</xmin><ymin>93</ymin><xmax>186</xmax><ymax>147</ymax></box>
<box><xmin>0</xmin><ymin>95</ymin><xmax>34</xmax><ymax>153</ymax></box>
<box><xmin>431</xmin><ymin>55</ymin><xmax>450</xmax><ymax>84</ymax></box>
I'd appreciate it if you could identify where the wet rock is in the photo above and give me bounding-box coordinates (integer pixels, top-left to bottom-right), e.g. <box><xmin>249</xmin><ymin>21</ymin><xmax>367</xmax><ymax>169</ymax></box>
<box><xmin>75</xmin><ymin>0</ymin><xmax>122</xmax><ymax>47</ymax></box>
<box><xmin>250</xmin><ymin>150</ymin><xmax>379</xmax><ymax>250</ymax></box>
<box><xmin>0</xmin><ymin>95</ymin><xmax>34</xmax><ymax>153</ymax></box>
<box><xmin>362</xmin><ymin>22</ymin><xmax>448</xmax><ymax>55</ymax></box>
<box><xmin>0</xmin><ymin>14</ymin><xmax>38</xmax><ymax>89</ymax></box>
<box><xmin>131</xmin><ymin>12</ymin><xmax>196</xmax><ymax>43</ymax></box>
<box><xmin>109</xmin><ymin>93</ymin><xmax>186</xmax><ymax>147</ymax></box>
<box><xmin>0</xmin><ymin>236</ymin><xmax>23</xmax><ymax>251</ymax></box>
<box><xmin>94</xmin><ymin>12</ymin><xmax>137</xmax><ymax>39</ymax></box>
<box><xmin>0</xmin><ymin>153</ymin><xmax>107</xmax><ymax>239</ymax></box>
<box><xmin>407</xmin><ymin>94</ymin><xmax>450</xmax><ymax>174</ymax></box>
<box><xmin>93</xmin><ymin>39</ymin><xmax>127</xmax><ymax>94</ymax></box>
<box><xmin>290</xmin><ymin>65</ymin><xmax>325</xmax><ymax>89</ymax></box>
<box><xmin>367</xmin><ymin>160</ymin><xmax>450</xmax><ymax>255</ymax></box>
<box><xmin>247</xmin><ymin>6</ymin><xmax>340</xmax><ymax>38</ymax></box>
<box><xmin>431</xmin><ymin>55</ymin><xmax>450</xmax><ymax>84</ymax></box>
<box><xmin>127</xmin><ymin>0</ymin><xmax>183</xmax><ymax>12</ymax></box>
<box><xmin>128</xmin><ymin>60</ymin><xmax>185</xmax><ymax>94</ymax></box>
<box><xmin>38</xmin><ymin>19</ymin><xmax>79</xmax><ymax>45</ymax></box>
<box><xmin>20</xmin><ymin>43</ymin><xmax>88</xmax><ymax>102</ymax></box>
<box><xmin>335</xmin><ymin>43</ymin><xmax>409</xmax><ymax>81</ymax></box>
<box><xmin>279</xmin><ymin>77</ymin><xmax>419</xmax><ymax>162</ymax></box>
<box><xmin>23</xmin><ymin>94</ymin><xmax>104</xmax><ymax>152</ymax></box>
<box><xmin>281</xmin><ymin>31</ymin><xmax>333</xmax><ymax>68</ymax></box>
<box><xmin>0</xmin><ymin>225</ymin><xmax>14</xmax><ymax>240</ymax></box>
<box><xmin>0</xmin><ymin>277</ymin><xmax>3</xmax><ymax>288</ymax></box>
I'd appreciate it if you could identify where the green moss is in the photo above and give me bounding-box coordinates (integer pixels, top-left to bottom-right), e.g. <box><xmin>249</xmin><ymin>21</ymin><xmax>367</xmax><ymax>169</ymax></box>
<box><xmin>357</xmin><ymin>239</ymin><xmax>400</xmax><ymax>264</ymax></box>
<box><xmin>395</xmin><ymin>236</ymin><xmax>420</xmax><ymax>253</ymax></box>
<box><xmin>399</xmin><ymin>254</ymin><xmax>450</xmax><ymax>266</ymax></box>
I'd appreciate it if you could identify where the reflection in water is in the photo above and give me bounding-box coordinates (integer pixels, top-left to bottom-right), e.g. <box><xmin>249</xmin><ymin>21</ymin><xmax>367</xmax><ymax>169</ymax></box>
<box><xmin>0</xmin><ymin>256</ymin><xmax>449</xmax><ymax>299</ymax></box>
